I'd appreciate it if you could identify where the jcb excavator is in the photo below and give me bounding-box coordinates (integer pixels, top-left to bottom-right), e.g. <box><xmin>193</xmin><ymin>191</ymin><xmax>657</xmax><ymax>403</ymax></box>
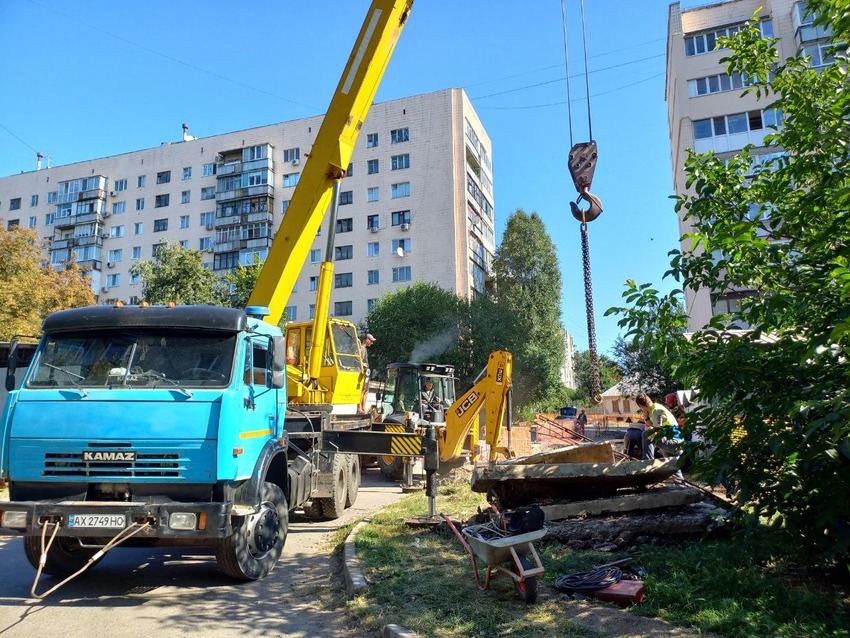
<box><xmin>375</xmin><ymin>351</ymin><xmax>515</xmax><ymax>479</ymax></box>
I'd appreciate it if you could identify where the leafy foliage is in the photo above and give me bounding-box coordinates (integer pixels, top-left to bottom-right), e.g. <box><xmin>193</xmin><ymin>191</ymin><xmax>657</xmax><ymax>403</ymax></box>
<box><xmin>222</xmin><ymin>254</ymin><xmax>263</xmax><ymax>309</ymax></box>
<box><xmin>130</xmin><ymin>240</ymin><xmax>226</xmax><ymax>305</ymax></box>
<box><xmin>0</xmin><ymin>225</ymin><xmax>94</xmax><ymax>340</ymax></box>
<box><xmin>609</xmin><ymin>3</ymin><xmax>850</xmax><ymax>560</ymax></box>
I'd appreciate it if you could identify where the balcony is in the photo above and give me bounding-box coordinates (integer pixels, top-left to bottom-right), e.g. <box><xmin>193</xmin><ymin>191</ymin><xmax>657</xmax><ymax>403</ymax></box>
<box><xmin>216</xmin><ymin>183</ymin><xmax>274</xmax><ymax>202</ymax></box>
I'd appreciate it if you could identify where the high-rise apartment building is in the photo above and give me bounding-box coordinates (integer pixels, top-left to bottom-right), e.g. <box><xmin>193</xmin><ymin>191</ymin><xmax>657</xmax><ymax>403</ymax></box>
<box><xmin>0</xmin><ymin>88</ymin><xmax>496</xmax><ymax>327</ymax></box>
<box><xmin>666</xmin><ymin>0</ymin><xmax>831</xmax><ymax>331</ymax></box>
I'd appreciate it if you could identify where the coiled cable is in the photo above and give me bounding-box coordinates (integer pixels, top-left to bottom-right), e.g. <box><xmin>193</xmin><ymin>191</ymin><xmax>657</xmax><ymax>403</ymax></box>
<box><xmin>554</xmin><ymin>566</ymin><xmax>622</xmax><ymax>593</ymax></box>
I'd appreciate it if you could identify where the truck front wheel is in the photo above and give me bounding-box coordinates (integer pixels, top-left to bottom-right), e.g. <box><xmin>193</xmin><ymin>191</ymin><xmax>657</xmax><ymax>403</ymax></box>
<box><xmin>216</xmin><ymin>482</ymin><xmax>289</xmax><ymax>580</ymax></box>
<box><xmin>23</xmin><ymin>535</ymin><xmax>101</xmax><ymax>577</ymax></box>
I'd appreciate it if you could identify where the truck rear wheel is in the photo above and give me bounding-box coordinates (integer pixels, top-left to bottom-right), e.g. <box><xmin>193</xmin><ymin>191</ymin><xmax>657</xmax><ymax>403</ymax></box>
<box><xmin>317</xmin><ymin>453</ymin><xmax>347</xmax><ymax>519</ymax></box>
<box><xmin>23</xmin><ymin>535</ymin><xmax>101</xmax><ymax>577</ymax></box>
<box><xmin>346</xmin><ymin>454</ymin><xmax>361</xmax><ymax>508</ymax></box>
<box><xmin>216</xmin><ymin>481</ymin><xmax>288</xmax><ymax>581</ymax></box>
<box><xmin>376</xmin><ymin>454</ymin><xmax>404</xmax><ymax>480</ymax></box>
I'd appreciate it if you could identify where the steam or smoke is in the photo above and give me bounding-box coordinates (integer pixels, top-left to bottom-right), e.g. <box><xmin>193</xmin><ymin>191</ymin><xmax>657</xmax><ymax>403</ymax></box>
<box><xmin>410</xmin><ymin>328</ymin><xmax>457</xmax><ymax>363</ymax></box>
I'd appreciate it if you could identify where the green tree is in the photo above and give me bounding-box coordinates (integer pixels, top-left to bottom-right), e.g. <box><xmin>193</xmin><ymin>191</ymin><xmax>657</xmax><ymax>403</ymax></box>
<box><xmin>0</xmin><ymin>225</ymin><xmax>95</xmax><ymax>340</ymax></box>
<box><xmin>573</xmin><ymin>350</ymin><xmax>621</xmax><ymax>406</ymax></box>
<box><xmin>130</xmin><ymin>240</ymin><xmax>225</xmax><ymax>305</ymax></box>
<box><xmin>363</xmin><ymin>282</ymin><xmax>464</xmax><ymax>380</ymax></box>
<box><xmin>493</xmin><ymin>209</ymin><xmax>565</xmax><ymax>407</ymax></box>
<box><xmin>610</xmin><ymin>3</ymin><xmax>850</xmax><ymax>560</ymax></box>
<box><xmin>223</xmin><ymin>255</ymin><xmax>263</xmax><ymax>309</ymax></box>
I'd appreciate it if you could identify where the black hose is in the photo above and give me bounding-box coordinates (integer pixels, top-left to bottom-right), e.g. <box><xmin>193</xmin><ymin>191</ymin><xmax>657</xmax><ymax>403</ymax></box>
<box><xmin>554</xmin><ymin>566</ymin><xmax>622</xmax><ymax>593</ymax></box>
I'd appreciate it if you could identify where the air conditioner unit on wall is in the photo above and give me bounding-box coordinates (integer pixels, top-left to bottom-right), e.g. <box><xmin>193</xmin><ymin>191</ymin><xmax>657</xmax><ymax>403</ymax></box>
<box><xmin>109</xmin><ymin>191</ymin><xmax>117</xmax><ymax>197</ymax></box>
<box><xmin>101</xmin><ymin>286</ymin><xmax>109</xmax><ymax>293</ymax></box>
<box><xmin>291</xmin><ymin>158</ymin><xmax>300</xmax><ymax>165</ymax></box>
<box><xmin>400</xmin><ymin>223</ymin><xmax>410</xmax><ymax>231</ymax></box>
<box><xmin>370</xmin><ymin>226</ymin><xmax>379</xmax><ymax>233</ymax></box>
<box><xmin>107</xmin><ymin>262</ymin><xmax>114</xmax><ymax>268</ymax></box>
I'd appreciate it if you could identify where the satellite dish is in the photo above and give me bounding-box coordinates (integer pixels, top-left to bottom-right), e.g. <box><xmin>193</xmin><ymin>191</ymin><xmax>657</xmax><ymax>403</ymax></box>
<box><xmin>395</xmin><ymin>247</ymin><xmax>404</xmax><ymax>257</ymax></box>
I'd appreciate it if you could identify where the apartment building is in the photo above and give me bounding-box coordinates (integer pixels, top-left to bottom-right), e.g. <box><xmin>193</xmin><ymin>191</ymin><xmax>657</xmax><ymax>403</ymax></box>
<box><xmin>0</xmin><ymin>88</ymin><xmax>496</xmax><ymax>327</ymax></box>
<box><xmin>666</xmin><ymin>0</ymin><xmax>831</xmax><ymax>331</ymax></box>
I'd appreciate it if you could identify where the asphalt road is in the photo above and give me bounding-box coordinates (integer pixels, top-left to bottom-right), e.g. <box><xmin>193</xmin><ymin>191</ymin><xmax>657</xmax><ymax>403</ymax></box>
<box><xmin>0</xmin><ymin>468</ymin><xmax>406</xmax><ymax>638</ymax></box>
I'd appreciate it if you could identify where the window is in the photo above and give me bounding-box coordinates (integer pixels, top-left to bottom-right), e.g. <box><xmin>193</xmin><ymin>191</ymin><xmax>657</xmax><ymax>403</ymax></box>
<box><xmin>392</xmin><ymin>238</ymin><xmax>411</xmax><ymax>254</ymax></box>
<box><xmin>367</xmin><ymin>133</ymin><xmax>378</xmax><ymax>148</ymax></box>
<box><xmin>685</xmin><ymin>20</ymin><xmax>772</xmax><ymax>56</ymax></box>
<box><xmin>200</xmin><ymin>186</ymin><xmax>215</xmax><ymax>200</ymax></box>
<box><xmin>339</xmin><ymin>190</ymin><xmax>353</xmax><ymax>205</ymax></box>
<box><xmin>132</xmin><ymin>246</ymin><xmax>142</xmax><ymax>259</ymax></box>
<box><xmin>136</xmin><ymin>198</ymin><xmax>145</xmax><ymax>211</ymax></box>
<box><xmin>281</xmin><ymin>200</ymin><xmax>290</xmax><ymax>215</ymax></box>
<box><xmin>367</xmin><ymin>214</ymin><xmax>380</xmax><ymax>230</ymax></box>
<box><xmin>200</xmin><ymin>211</ymin><xmax>215</xmax><ymax>227</ymax></box>
<box><xmin>154</xmin><ymin>219</ymin><xmax>168</xmax><ymax>232</ymax></box>
<box><xmin>334</xmin><ymin>301</ymin><xmax>353</xmax><ymax>316</ymax></box>
<box><xmin>44</xmin><ymin>213</ymin><xmax>55</xmax><ymax>225</ymax></box>
<box><xmin>181</xmin><ymin>190</ymin><xmax>191</xmax><ymax>204</ymax></box>
<box><xmin>282</xmin><ymin>173</ymin><xmax>300</xmax><ymax>187</ymax></box>
<box><xmin>367</xmin><ymin>159</ymin><xmax>379</xmax><ymax>174</ymax></box>
<box><xmin>309</xmin><ymin>276</ymin><xmax>318</xmax><ymax>291</ymax></box>
<box><xmin>367</xmin><ymin>187</ymin><xmax>379</xmax><ymax>202</ymax></box>
<box><xmin>688</xmin><ymin>71</ymin><xmax>751</xmax><ymax>97</ymax></box>
<box><xmin>335</xmin><ymin>245</ymin><xmax>353</xmax><ymax>260</ymax></box>
<box><xmin>390</xmin><ymin>128</ymin><xmax>409</xmax><ymax>144</ymax></box>
<box><xmin>180</xmin><ymin>215</ymin><xmax>190</xmax><ymax>229</ymax></box>
<box><xmin>30</xmin><ymin>194</ymin><xmax>38</xmax><ymax>207</ymax></box>
<box><xmin>9</xmin><ymin>198</ymin><xmax>21</xmax><ymax>211</ymax></box>
<box><xmin>310</xmin><ymin>248</ymin><xmax>322</xmax><ymax>263</ymax></box>
<box><xmin>391</xmin><ymin>154</ymin><xmax>410</xmax><ymax>170</ymax></box>
<box><xmin>346</xmin><ymin>163</ymin><xmax>354</xmax><ymax>177</ymax></box>
<box><xmin>244</xmin><ymin>145</ymin><xmax>267</xmax><ymax>161</ymax></box>
<box><xmin>28</xmin><ymin>216</ymin><xmax>36</xmax><ymax>227</ymax></box>
<box><xmin>392</xmin><ymin>210</ymin><xmax>411</xmax><ymax>226</ymax></box>
<box><xmin>692</xmin><ymin>108</ymin><xmax>783</xmax><ymax>140</ymax></box>
<box><xmin>137</xmin><ymin>175</ymin><xmax>146</xmax><ymax>188</ymax></box>
<box><xmin>182</xmin><ymin>167</ymin><xmax>192</xmax><ymax>180</ymax></box>
<box><xmin>392</xmin><ymin>266</ymin><xmax>412</xmax><ymax>282</ymax></box>
<box><xmin>134</xmin><ymin>222</ymin><xmax>144</xmax><ymax>235</ymax></box>
<box><xmin>336</xmin><ymin>218</ymin><xmax>353</xmax><ymax>233</ymax></box>
<box><xmin>367</xmin><ymin>241</ymin><xmax>380</xmax><ymax>257</ymax></box>
<box><xmin>156</xmin><ymin>171</ymin><xmax>171</xmax><ymax>184</ymax></box>
<box><xmin>803</xmin><ymin>41</ymin><xmax>836</xmax><ymax>67</ymax></box>
<box><xmin>202</xmin><ymin>163</ymin><xmax>216</xmax><ymax>177</ymax></box>
<box><xmin>180</xmin><ymin>240</ymin><xmax>189</xmax><ymax>249</ymax></box>
<box><xmin>367</xmin><ymin>298</ymin><xmax>378</xmax><ymax>312</ymax></box>
<box><xmin>112</xmin><ymin>201</ymin><xmax>126</xmax><ymax>215</ymax></box>
<box><xmin>106</xmin><ymin>274</ymin><xmax>120</xmax><ymax>287</ymax></box>
<box><xmin>214</xmin><ymin>251</ymin><xmax>239</xmax><ymax>270</ymax></box>
<box><xmin>114</xmin><ymin>179</ymin><xmax>128</xmax><ymax>192</ymax></box>
<box><xmin>108</xmin><ymin>249</ymin><xmax>123</xmax><ymax>263</ymax></box>
<box><xmin>155</xmin><ymin>194</ymin><xmax>170</xmax><ymax>208</ymax></box>
<box><xmin>284</xmin><ymin>306</ymin><xmax>297</xmax><ymax>321</ymax></box>
<box><xmin>335</xmin><ymin>272</ymin><xmax>353</xmax><ymax>288</ymax></box>
<box><xmin>309</xmin><ymin>304</ymin><xmax>315</xmax><ymax>319</ymax></box>
<box><xmin>283</xmin><ymin>147</ymin><xmax>300</xmax><ymax>163</ymax></box>
<box><xmin>6</xmin><ymin>219</ymin><xmax>19</xmax><ymax>229</ymax></box>
<box><xmin>391</xmin><ymin>182</ymin><xmax>410</xmax><ymax>199</ymax></box>
<box><xmin>199</xmin><ymin>237</ymin><xmax>213</xmax><ymax>251</ymax></box>
<box><xmin>110</xmin><ymin>225</ymin><xmax>125</xmax><ymax>238</ymax></box>
<box><xmin>367</xmin><ymin>269</ymin><xmax>380</xmax><ymax>285</ymax></box>
<box><xmin>130</xmin><ymin>272</ymin><xmax>140</xmax><ymax>285</ymax></box>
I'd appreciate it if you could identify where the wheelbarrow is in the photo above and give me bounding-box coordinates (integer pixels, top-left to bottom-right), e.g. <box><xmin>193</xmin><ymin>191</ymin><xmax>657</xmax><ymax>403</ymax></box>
<box><xmin>442</xmin><ymin>515</ymin><xmax>545</xmax><ymax>603</ymax></box>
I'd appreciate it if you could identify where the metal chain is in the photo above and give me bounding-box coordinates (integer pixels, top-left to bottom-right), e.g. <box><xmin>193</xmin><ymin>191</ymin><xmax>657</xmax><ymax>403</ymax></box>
<box><xmin>580</xmin><ymin>221</ymin><xmax>602</xmax><ymax>403</ymax></box>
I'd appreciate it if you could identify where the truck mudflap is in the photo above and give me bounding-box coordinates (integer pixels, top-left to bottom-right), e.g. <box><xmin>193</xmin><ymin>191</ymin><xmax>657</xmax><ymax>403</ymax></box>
<box><xmin>0</xmin><ymin>500</ymin><xmax>232</xmax><ymax>540</ymax></box>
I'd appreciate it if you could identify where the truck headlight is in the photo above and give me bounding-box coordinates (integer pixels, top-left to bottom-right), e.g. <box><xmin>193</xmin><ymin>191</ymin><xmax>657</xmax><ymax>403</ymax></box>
<box><xmin>1</xmin><ymin>510</ymin><xmax>28</xmax><ymax>528</ymax></box>
<box><xmin>168</xmin><ymin>512</ymin><xmax>197</xmax><ymax>530</ymax></box>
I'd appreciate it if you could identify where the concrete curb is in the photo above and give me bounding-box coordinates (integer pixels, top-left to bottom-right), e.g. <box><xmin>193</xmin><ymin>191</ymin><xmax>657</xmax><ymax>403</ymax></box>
<box><xmin>342</xmin><ymin>517</ymin><xmax>422</xmax><ymax>638</ymax></box>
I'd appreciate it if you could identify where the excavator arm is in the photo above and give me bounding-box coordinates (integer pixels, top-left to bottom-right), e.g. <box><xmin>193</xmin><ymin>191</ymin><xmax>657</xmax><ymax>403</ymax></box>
<box><xmin>247</xmin><ymin>0</ymin><xmax>413</xmax><ymax>387</ymax></box>
<box><xmin>439</xmin><ymin>351</ymin><xmax>514</xmax><ymax>463</ymax></box>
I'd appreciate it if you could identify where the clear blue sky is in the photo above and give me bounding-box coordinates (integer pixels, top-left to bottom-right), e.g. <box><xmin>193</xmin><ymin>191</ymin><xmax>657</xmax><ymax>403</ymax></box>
<box><xmin>0</xmin><ymin>0</ymin><xmax>684</xmax><ymax>357</ymax></box>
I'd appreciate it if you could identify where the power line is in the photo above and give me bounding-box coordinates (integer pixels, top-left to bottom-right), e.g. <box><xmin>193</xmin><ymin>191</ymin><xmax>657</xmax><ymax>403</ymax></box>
<box><xmin>25</xmin><ymin>0</ymin><xmax>321</xmax><ymax>113</ymax></box>
<box><xmin>477</xmin><ymin>73</ymin><xmax>664</xmax><ymax>110</ymax></box>
<box><xmin>0</xmin><ymin>122</ymin><xmax>40</xmax><ymax>154</ymax></box>
<box><xmin>471</xmin><ymin>54</ymin><xmax>665</xmax><ymax>101</ymax></box>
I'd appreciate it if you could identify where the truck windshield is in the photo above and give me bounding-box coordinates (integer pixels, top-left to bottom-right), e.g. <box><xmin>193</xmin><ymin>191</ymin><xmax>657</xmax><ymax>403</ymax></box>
<box><xmin>27</xmin><ymin>330</ymin><xmax>237</xmax><ymax>389</ymax></box>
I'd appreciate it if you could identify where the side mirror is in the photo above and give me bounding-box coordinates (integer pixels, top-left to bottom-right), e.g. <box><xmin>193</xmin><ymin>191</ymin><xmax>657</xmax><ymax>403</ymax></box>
<box><xmin>5</xmin><ymin>339</ymin><xmax>19</xmax><ymax>392</ymax></box>
<box><xmin>270</xmin><ymin>336</ymin><xmax>286</xmax><ymax>389</ymax></box>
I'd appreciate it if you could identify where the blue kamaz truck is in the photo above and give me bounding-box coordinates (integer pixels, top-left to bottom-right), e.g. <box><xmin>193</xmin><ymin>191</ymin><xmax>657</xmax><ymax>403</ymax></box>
<box><xmin>0</xmin><ymin>304</ymin><xmax>346</xmax><ymax>580</ymax></box>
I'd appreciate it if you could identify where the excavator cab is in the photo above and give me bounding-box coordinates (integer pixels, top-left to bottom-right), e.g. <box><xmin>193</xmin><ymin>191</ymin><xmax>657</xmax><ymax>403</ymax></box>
<box><xmin>381</xmin><ymin>362</ymin><xmax>457</xmax><ymax>425</ymax></box>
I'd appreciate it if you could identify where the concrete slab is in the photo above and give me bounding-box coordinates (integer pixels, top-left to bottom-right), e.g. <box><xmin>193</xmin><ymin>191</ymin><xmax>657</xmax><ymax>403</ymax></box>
<box><xmin>506</xmin><ymin>441</ymin><xmax>615</xmax><ymax>465</ymax></box>
<box><xmin>540</xmin><ymin>486</ymin><xmax>704</xmax><ymax>521</ymax></box>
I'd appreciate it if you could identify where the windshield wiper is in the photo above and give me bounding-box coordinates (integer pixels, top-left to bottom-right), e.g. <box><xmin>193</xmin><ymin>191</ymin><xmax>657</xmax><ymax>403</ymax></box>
<box><xmin>42</xmin><ymin>363</ymin><xmax>89</xmax><ymax>397</ymax></box>
<box><xmin>138</xmin><ymin>371</ymin><xmax>193</xmax><ymax>399</ymax></box>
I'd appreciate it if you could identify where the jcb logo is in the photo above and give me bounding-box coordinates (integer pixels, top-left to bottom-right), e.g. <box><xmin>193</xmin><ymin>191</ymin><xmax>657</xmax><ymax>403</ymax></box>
<box><xmin>455</xmin><ymin>391</ymin><xmax>479</xmax><ymax>418</ymax></box>
<box><xmin>496</xmin><ymin>367</ymin><xmax>504</xmax><ymax>384</ymax></box>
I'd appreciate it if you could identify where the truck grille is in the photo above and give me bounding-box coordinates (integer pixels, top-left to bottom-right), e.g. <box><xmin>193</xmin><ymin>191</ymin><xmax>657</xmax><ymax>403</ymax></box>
<box><xmin>44</xmin><ymin>451</ymin><xmax>183</xmax><ymax>478</ymax></box>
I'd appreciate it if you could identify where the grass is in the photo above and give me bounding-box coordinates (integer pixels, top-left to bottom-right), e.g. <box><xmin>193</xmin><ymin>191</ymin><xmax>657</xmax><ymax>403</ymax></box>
<box><xmin>347</xmin><ymin>479</ymin><xmax>850</xmax><ymax>638</ymax></box>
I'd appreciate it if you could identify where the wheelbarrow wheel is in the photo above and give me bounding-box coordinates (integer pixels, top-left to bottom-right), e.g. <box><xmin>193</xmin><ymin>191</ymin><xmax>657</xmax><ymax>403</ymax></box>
<box><xmin>513</xmin><ymin>555</ymin><xmax>538</xmax><ymax>603</ymax></box>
